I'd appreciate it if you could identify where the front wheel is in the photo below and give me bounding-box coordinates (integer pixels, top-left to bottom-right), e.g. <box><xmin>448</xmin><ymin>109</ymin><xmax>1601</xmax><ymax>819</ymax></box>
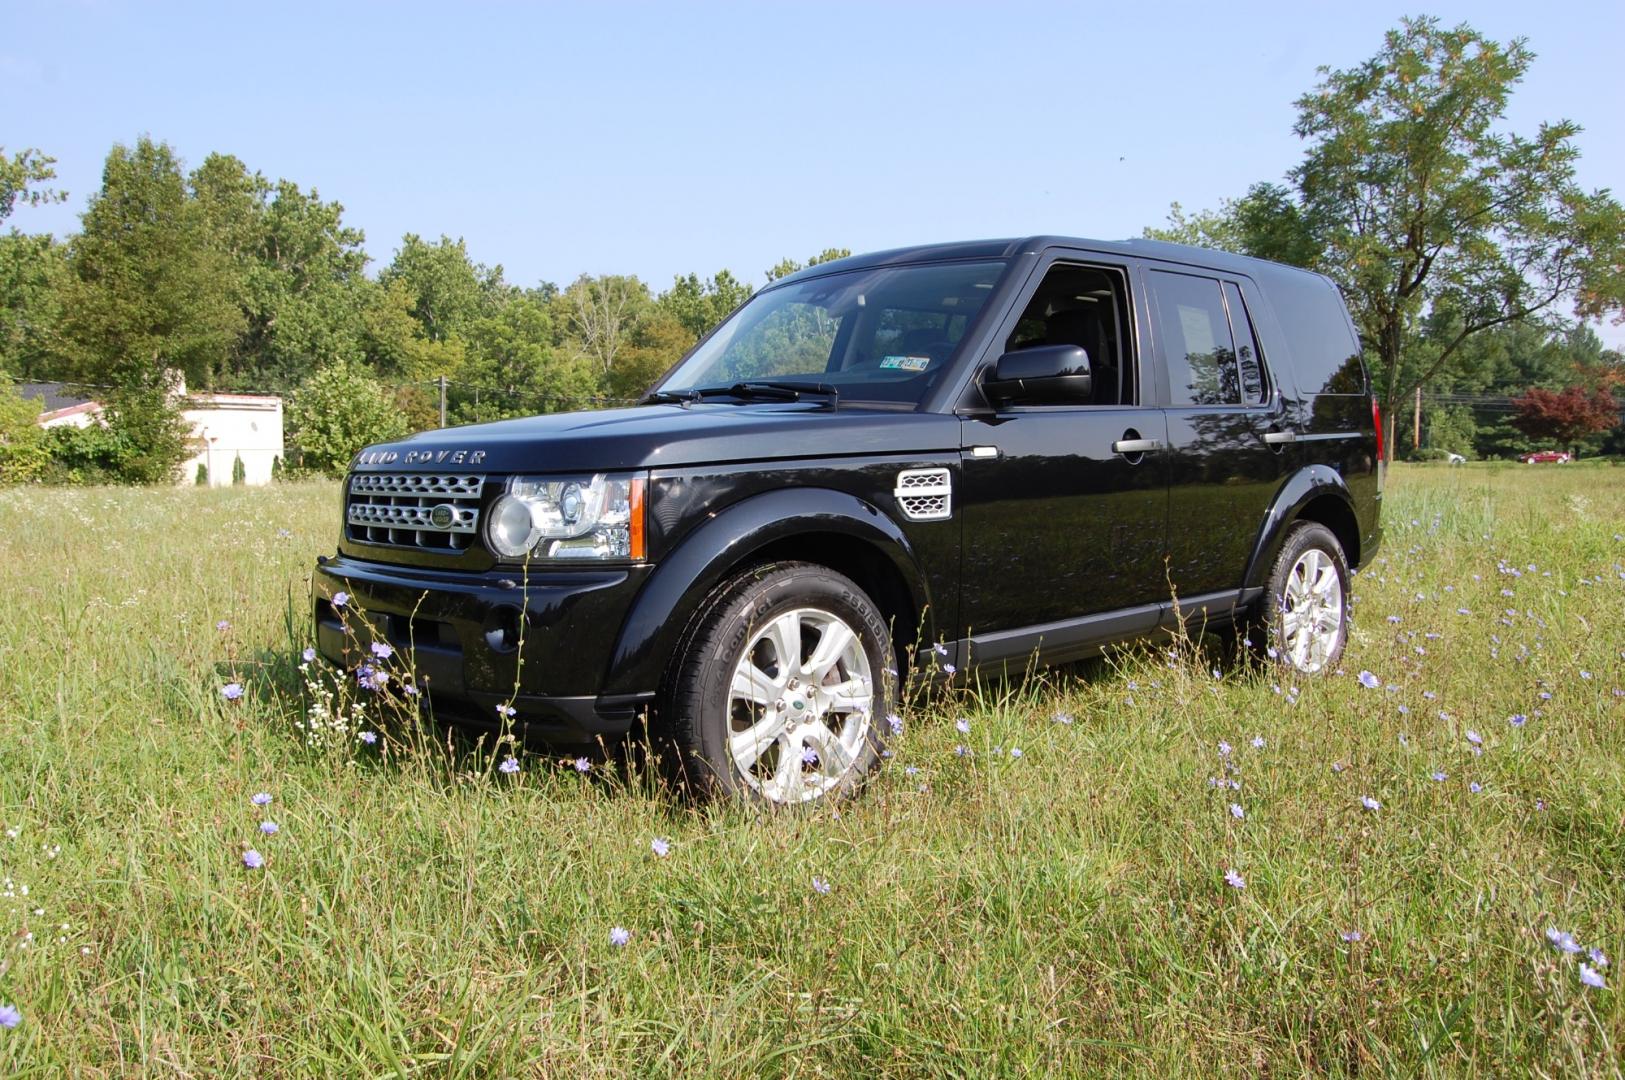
<box><xmin>1254</xmin><ymin>521</ymin><xmax>1350</xmax><ymax>676</ymax></box>
<box><xmin>664</xmin><ymin>562</ymin><xmax>893</xmax><ymax>805</ymax></box>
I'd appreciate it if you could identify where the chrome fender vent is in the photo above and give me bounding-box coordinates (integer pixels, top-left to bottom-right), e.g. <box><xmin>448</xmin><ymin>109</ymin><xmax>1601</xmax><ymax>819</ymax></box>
<box><xmin>894</xmin><ymin>468</ymin><xmax>952</xmax><ymax>521</ymax></box>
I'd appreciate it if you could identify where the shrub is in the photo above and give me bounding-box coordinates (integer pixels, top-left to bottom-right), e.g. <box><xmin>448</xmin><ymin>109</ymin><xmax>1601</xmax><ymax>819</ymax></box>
<box><xmin>287</xmin><ymin>360</ymin><xmax>408</xmax><ymax>476</ymax></box>
<box><xmin>195</xmin><ymin>461</ymin><xmax>208</xmax><ymax>486</ymax></box>
<box><xmin>0</xmin><ymin>379</ymin><xmax>49</xmax><ymax>483</ymax></box>
<box><xmin>232</xmin><ymin>453</ymin><xmax>245</xmax><ymax>485</ymax></box>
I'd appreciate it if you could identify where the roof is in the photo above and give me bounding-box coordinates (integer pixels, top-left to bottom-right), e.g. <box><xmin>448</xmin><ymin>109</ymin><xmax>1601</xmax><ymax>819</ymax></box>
<box><xmin>770</xmin><ymin>236</ymin><xmax>1331</xmax><ymax>289</ymax></box>
<box><xmin>15</xmin><ymin>381</ymin><xmax>95</xmax><ymax>414</ymax></box>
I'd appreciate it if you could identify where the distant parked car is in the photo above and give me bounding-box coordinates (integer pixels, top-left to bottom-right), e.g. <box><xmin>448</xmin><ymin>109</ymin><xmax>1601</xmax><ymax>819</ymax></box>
<box><xmin>1519</xmin><ymin>450</ymin><xmax>1571</xmax><ymax>464</ymax></box>
<box><xmin>1446</xmin><ymin>452</ymin><xmax>1466</xmax><ymax>464</ymax></box>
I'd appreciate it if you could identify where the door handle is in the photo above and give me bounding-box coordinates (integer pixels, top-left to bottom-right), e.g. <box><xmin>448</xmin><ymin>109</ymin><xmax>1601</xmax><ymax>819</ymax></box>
<box><xmin>1263</xmin><ymin>430</ymin><xmax>1297</xmax><ymax>445</ymax></box>
<box><xmin>1112</xmin><ymin>438</ymin><xmax>1164</xmax><ymax>455</ymax></box>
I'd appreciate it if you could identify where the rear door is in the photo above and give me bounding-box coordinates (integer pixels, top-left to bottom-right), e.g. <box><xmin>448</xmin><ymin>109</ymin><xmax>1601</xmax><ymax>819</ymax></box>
<box><xmin>957</xmin><ymin>254</ymin><xmax>1169</xmax><ymax>641</ymax></box>
<box><xmin>1147</xmin><ymin>268</ymin><xmax>1289</xmax><ymax>601</ymax></box>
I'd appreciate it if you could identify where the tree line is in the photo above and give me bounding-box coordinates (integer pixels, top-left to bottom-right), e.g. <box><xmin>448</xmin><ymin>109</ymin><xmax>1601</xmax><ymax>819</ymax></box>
<box><xmin>2</xmin><ymin>15</ymin><xmax>1623</xmax><ymax>484</ymax></box>
<box><xmin>0</xmin><ymin>136</ymin><xmax>847</xmax><ymax>481</ymax></box>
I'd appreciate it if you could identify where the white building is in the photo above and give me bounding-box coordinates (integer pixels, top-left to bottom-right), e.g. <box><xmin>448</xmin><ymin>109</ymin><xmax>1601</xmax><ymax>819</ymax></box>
<box><xmin>22</xmin><ymin>380</ymin><xmax>285</xmax><ymax>486</ymax></box>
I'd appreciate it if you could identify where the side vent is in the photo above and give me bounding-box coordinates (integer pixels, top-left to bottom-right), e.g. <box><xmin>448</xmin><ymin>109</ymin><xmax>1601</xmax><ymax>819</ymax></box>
<box><xmin>894</xmin><ymin>468</ymin><xmax>952</xmax><ymax>521</ymax></box>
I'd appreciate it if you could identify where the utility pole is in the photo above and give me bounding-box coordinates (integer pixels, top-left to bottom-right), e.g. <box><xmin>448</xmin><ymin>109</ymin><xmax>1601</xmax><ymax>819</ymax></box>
<box><xmin>438</xmin><ymin>375</ymin><xmax>448</xmax><ymax>429</ymax></box>
<box><xmin>1414</xmin><ymin>385</ymin><xmax>1422</xmax><ymax>450</ymax></box>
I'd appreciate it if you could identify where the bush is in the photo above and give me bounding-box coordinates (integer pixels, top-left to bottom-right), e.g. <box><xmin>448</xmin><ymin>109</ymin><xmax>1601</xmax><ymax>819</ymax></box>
<box><xmin>287</xmin><ymin>359</ymin><xmax>408</xmax><ymax>475</ymax></box>
<box><xmin>101</xmin><ymin>385</ymin><xmax>191</xmax><ymax>484</ymax></box>
<box><xmin>231</xmin><ymin>453</ymin><xmax>245</xmax><ymax>485</ymax></box>
<box><xmin>1409</xmin><ymin>447</ymin><xmax>1452</xmax><ymax>462</ymax></box>
<box><xmin>195</xmin><ymin>461</ymin><xmax>208</xmax><ymax>486</ymax></box>
<box><xmin>0</xmin><ymin>379</ymin><xmax>49</xmax><ymax>483</ymax></box>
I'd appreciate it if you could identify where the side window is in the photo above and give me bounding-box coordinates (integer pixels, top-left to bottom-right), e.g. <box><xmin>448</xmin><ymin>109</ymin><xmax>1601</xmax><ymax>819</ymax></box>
<box><xmin>1148</xmin><ymin>271</ymin><xmax>1239</xmax><ymax>407</ymax></box>
<box><xmin>1223</xmin><ymin>282</ymin><xmax>1267</xmax><ymax>405</ymax></box>
<box><xmin>1001</xmin><ymin>263</ymin><xmax>1135</xmax><ymax>406</ymax></box>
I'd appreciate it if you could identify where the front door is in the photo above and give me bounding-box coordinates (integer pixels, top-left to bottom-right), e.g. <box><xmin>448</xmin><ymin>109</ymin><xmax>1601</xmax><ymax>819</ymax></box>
<box><xmin>957</xmin><ymin>257</ymin><xmax>1169</xmax><ymax>642</ymax></box>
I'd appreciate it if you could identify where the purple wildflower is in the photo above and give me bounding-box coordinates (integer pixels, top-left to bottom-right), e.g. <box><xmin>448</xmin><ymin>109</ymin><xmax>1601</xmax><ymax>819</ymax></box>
<box><xmin>1580</xmin><ymin>964</ymin><xmax>1607</xmax><ymax>989</ymax></box>
<box><xmin>1217</xmin><ymin>741</ymin><xmax>1232</xmax><ymax>757</ymax></box>
<box><xmin>1431</xmin><ymin>770</ymin><xmax>1447</xmax><ymax>782</ymax></box>
<box><xmin>1251</xmin><ymin>736</ymin><xmax>1265</xmax><ymax>749</ymax></box>
<box><xmin>573</xmin><ymin>757</ymin><xmax>591</xmax><ymax>773</ymax></box>
<box><xmin>886</xmin><ymin>712</ymin><xmax>904</xmax><ymax>736</ymax></box>
<box><xmin>496</xmin><ymin>704</ymin><xmax>516</xmax><ymax>719</ymax></box>
<box><xmin>609</xmin><ymin>926</ymin><xmax>630</xmax><ymax>947</ymax></box>
<box><xmin>259</xmin><ymin>820</ymin><xmax>279</xmax><ymax>835</ymax></box>
<box><xmin>370</xmin><ymin>641</ymin><xmax>393</xmax><ymax>660</ymax></box>
<box><xmin>955</xmin><ymin>718</ymin><xmax>970</xmax><ymax>735</ymax></box>
<box><xmin>216</xmin><ymin>620</ymin><xmax>231</xmax><ymax>632</ymax></box>
<box><xmin>801</xmin><ymin>746</ymin><xmax>819</xmax><ymax>766</ymax></box>
<box><xmin>358</xmin><ymin>730</ymin><xmax>377</xmax><ymax>745</ymax></box>
<box><xmin>941</xmin><ymin>663</ymin><xmax>956</xmax><ymax>675</ymax></box>
<box><xmin>954</xmin><ymin>744</ymin><xmax>969</xmax><ymax>757</ymax></box>
<box><xmin>242</xmin><ymin>849</ymin><xmax>264</xmax><ymax>869</ymax></box>
<box><xmin>251</xmin><ymin>792</ymin><xmax>272</xmax><ymax>806</ymax></box>
<box><xmin>1224</xmin><ymin>869</ymin><xmax>1246</xmax><ymax>890</ymax></box>
<box><xmin>1340</xmin><ymin>930</ymin><xmax>1363</xmax><ymax>943</ymax></box>
<box><xmin>1360</xmin><ymin>796</ymin><xmax>1380</xmax><ymax>811</ymax></box>
<box><xmin>498</xmin><ymin>756</ymin><xmax>519</xmax><ymax>775</ymax></box>
<box><xmin>1547</xmin><ymin>927</ymin><xmax>1582</xmax><ymax>954</ymax></box>
<box><xmin>1466</xmin><ymin>730</ymin><xmax>1483</xmax><ymax>746</ymax></box>
<box><xmin>332</xmin><ymin>591</ymin><xmax>348</xmax><ymax>608</ymax></box>
<box><xmin>1358</xmin><ymin>671</ymin><xmax>1380</xmax><ymax>689</ymax></box>
<box><xmin>1052</xmin><ymin>711</ymin><xmax>1074</xmax><ymax>725</ymax></box>
<box><xmin>220</xmin><ymin>683</ymin><xmax>244</xmax><ymax>701</ymax></box>
<box><xmin>811</xmin><ymin>876</ymin><xmax>831</xmax><ymax>895</ymax></box>
<box><xmin>301</xmin><ymin>647</ymin><xmax>316</xmax><ymax>663</ymax></box>
<box><xmin>1589</xmin><ymin>947</ymin><xmax>1609</xmax><ymax>968</ymax></box>
<box><xmin>650</xmin><ymin>837</ymin><xmax>670</xmax><ymax>858</ymax></box>
<box><xmin>0</xmin><ymin>1004</ymin><xmax>20</xmax><ymax>1029</ymax></box>
<box><xmin>1229</xmin><ymin>803</ymin><xmax>1245</xmax><ymax>820</ymax></box>
<box><xmin>1470</xmin><ymin>782</ymin><xmax>1482</xmax><ymax>794</ymax></box>
<box><xmin>1509</xmin><ymin>713</ymin><xmax>1527</xmax><ymax>727</ymax></box>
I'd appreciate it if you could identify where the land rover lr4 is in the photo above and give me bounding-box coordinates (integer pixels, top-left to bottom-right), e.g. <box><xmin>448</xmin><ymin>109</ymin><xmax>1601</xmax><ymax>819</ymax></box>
<box><xmin>314</xmin><ymin>238</ymin><xmax>1383</xmax><ymax>804</ymax></box>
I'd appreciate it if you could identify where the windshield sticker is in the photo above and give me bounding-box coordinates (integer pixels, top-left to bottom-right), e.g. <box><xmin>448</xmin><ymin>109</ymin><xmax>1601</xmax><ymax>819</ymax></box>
<box><xmin>879</xmin><ymin>355</ymin><xmax>932</xmax><ymax>372</ymax></box>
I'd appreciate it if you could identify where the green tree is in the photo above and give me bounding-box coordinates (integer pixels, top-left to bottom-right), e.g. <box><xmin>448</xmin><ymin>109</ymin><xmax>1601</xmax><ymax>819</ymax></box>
<box><xmin>658</xmin><ymin>269</ymin><xmax>753</xmax><ymax>341</ymax></box>
<box><xmin>765</xmin><ymin>248</ymin><xmax>851</xmax><ymax>283</ymax></box>
<box><xmin>0</xmin><ymin>147</ymin><xmax>66</xmax><ymax>222</ymax></box>
<box><xmin>102</xmin><ymin>383</ymin><xmax>193</xmax><ymax>484</ymax></box>
<box><xmin>58</xmin><ymin>138</ymin><xmax>246</xmax><ymax>391</ymax></box>
<box><xmin>378</xmin><ymin>234</ymin><xmax>496</xmax><ymax>344</ymax></box>
<box><xmin>556</xmin><ymin>274</ymin><xmax>653</xmax><ymax>383</ymax></box>
<box><xmin>287</xmin><ymin>359</ymin><xmax>408</xmax><ymax>474</ymax></box>
<box><xmin>0</xmin><ymin>233</ymin><xmax>68</xmax><ymax>378</ymax></box>
<box><xmin>1145</xmin><ymin>19</ymin><xmax>1625</xmax><ymax>459</ymax></box>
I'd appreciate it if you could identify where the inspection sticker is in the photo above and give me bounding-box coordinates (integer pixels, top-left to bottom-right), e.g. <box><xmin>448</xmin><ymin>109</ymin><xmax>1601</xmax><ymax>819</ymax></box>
<box><xmin>879</xmin><ymin>355</ymin><xmax>932</xmax><ymax>372</ymax></box>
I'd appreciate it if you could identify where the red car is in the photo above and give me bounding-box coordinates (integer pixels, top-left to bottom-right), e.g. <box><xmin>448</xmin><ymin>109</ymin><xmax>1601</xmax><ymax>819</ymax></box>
<box><xmin>1520</xmin><ymin>450</ymin><xmax>1572</xmax><ymax>464</ymax></box>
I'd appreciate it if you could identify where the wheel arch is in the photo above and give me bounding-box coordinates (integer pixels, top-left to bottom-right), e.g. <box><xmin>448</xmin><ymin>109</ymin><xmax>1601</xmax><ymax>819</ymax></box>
<box><xmin>600</xmin><ymin>488</ymin><xmax>932</xmax><ymax>699</ymax></box>
<box><xmin>1244</xmin><ymin>466</ymin><xmax>1362</xmax><ymax>591</ymax></box>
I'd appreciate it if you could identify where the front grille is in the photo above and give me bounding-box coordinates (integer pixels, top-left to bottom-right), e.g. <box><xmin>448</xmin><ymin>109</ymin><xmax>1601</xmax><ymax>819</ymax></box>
<box><xmin>346</xmin><ymin>473</ymin><xmax>485</xmax><ymax>551</ymax></box>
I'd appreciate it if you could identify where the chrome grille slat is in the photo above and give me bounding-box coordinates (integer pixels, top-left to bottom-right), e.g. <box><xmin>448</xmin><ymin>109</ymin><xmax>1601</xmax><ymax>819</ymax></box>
<box><xmin>346</xmin><ymin>473</ymin><xmax>485</xmax><ymax>552</ymax></box>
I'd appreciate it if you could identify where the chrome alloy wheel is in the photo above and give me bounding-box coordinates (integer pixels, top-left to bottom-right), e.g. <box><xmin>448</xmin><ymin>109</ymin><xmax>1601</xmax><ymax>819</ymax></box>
<box><xmin>1279</xmin><ymin>548</ymin><xmax>1345</xmax><ymax>674</ymax></box>
<box><xmin>725</xmin><ymin>607</ymin><xmax>875</xmax><ymax>804</ymax></box>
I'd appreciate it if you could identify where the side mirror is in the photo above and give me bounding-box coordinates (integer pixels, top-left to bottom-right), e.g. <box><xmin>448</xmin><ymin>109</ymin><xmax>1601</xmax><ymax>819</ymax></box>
<box><xmin>983</xmin><ymin>344</ymin><xmax>1092</xmax><ymax>405</ymax></box>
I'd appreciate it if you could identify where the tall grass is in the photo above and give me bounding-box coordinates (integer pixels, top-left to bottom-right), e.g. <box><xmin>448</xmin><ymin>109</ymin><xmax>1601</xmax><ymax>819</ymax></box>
<box><xmin>0</xmin><ymin>464</ymin><xmax>1620</xmax><ymax>1076</ymax></box>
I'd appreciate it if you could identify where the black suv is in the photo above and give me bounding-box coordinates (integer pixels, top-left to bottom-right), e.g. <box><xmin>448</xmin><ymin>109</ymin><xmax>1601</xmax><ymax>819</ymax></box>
<box><xmin>314</xmin><ymin>237</ymin><xmax>1383</xmax><ymax>804</ymax></box>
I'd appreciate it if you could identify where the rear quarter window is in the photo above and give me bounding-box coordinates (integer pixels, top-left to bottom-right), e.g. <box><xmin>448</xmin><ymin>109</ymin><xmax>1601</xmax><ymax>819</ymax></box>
<box><xmin>1265</xmin><ymin>271</ymin><xmax>1365</xmax><ymax>395</ymax></box>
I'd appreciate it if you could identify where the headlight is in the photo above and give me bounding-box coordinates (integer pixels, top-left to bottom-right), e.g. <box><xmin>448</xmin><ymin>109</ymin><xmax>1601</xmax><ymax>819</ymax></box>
<box><xmin>486</xmin><ymin>472</ymin><xmax>646</xmax><ymax>561</ymax></box>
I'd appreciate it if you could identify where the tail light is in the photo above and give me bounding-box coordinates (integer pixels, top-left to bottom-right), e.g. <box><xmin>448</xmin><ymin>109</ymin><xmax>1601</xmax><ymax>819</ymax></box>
<box><xmin>1372</xmin><ymin>396</ymin><xmax>1385</xmax><ymax>463</ymax></box>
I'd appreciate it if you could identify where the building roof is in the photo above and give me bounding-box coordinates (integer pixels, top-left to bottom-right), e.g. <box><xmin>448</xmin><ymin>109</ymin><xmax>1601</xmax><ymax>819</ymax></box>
<box><xmin>15</xmin><ymin>381</ymin><xmax>95</xmax><ymax>414</ymax></box>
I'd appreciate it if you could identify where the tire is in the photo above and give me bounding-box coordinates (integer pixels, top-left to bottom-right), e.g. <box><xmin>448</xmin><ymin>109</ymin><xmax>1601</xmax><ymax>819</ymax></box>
<box><xmin>663</xmin><ymin>562</ymin><xmax>893</xmax><ymax>805</ymax></box>
<box><xmin>1251</xmin><ymin>521</ymin><xmax>1351</xmax><ymax>676</ymax></box>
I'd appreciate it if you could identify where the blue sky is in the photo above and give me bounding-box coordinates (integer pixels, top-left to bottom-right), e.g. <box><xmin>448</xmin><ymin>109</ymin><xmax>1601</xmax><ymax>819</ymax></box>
<box><xmin>6</xmin><ymin>1</ymin><xmax>1622</xmax><ymax>343</ymax></box>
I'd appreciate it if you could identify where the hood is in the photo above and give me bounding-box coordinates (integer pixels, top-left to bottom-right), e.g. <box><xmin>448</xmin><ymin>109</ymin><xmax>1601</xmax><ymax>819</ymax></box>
<box><xmin>349</xmin><ymin>403</ymin><xmax>963</xmax><ymax>474</ymax></box>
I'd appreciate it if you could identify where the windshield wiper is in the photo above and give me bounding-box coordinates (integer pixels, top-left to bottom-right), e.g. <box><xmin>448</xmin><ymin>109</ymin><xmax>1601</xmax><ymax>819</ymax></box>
<box><xmin>708</xmin><ymin>381</ymin><xmax>841</xmax><ymax>409</ymax></box>
<box><xmin>642</xmin><ymin>388</ymin><xmax>702</xmax><ymax>406</ymax></box>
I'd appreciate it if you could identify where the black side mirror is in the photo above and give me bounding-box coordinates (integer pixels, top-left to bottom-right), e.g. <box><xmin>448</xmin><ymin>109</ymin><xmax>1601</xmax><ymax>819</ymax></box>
<box><xmin>983</xmin><ymin>344</ymin><xmax>1092</xmax><ymax>405</ymax></box>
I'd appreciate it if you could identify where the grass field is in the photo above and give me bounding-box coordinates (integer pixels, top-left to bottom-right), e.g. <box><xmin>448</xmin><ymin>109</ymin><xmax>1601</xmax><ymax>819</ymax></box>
<box><xmin>0</xmin><ymin>463</ymin><xmax>1621</xmax><ymax>1076</ymax></box>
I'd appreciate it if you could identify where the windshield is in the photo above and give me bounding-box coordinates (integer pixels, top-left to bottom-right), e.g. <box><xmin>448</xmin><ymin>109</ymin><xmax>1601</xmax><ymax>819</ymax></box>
<box><xmin>655</xmin><ymin>260</ymin><xmax>1007</xmax><ymax>405</ymax></box>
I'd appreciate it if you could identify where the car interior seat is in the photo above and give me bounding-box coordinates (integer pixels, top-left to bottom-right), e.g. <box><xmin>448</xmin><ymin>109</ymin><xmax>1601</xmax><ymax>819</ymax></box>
<box><xmin>1043</xmin><ymin>307</ymin><xmax>1118</xmax><ymax>405</ymax></box>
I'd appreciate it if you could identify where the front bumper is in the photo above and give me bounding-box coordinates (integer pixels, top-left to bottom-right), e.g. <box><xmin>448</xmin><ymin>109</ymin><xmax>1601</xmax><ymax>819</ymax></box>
<box><xmin>312</xmin><ymin>555</ymin><xmax>656</xmax><ymax>744</ymax></box>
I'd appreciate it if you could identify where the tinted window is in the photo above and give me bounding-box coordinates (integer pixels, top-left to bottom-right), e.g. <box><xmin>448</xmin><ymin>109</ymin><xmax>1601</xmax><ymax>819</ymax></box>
<box><xmin>1150</xmin><ymin>271</ymin><xmax>1240</xmax><ymax>406</ymax></box>
<box><xmin>1223</xmin><ymin>282</ymin><xmax>1267</xmax><ymax>404</ymax></box>
<box><xmin>1001</xmin><ymin>263</ymin><xmax>1135</xmax><ymax>406</ymax></box>
<box><xmin>1262</xmin><ymin>270</ymin><xmax>1366</xmax><ymax>395</ymax></box>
